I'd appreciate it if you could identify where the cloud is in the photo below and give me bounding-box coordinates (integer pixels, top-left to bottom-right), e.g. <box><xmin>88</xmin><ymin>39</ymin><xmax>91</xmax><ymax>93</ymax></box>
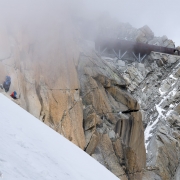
<box><xmin>83</xmin><ymin>0</ymin><xmax>180</xmax><ymax>45</ymax></box>
<box><xmin>0</xmin><ymin>0</ymin><xmax>179</xmax><ymax>45</ymax></box>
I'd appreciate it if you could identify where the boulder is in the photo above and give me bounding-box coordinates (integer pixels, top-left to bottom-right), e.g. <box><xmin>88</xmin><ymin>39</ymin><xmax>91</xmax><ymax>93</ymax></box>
<box><xmin>168</xmin><ymin>55</ymin><xmax>178</xmax><ymax>64</ymax></box>
<box><xmin>108</xmin><ymin>130</ymin><xmax>116</xmax><ymax>139</ymax></box>
<box><xmin>98</xmin><ymin>134</ymin><xmax>128</xmax><ymax>180</ymax></box>
<box><xmin>139</xmin><ymin>25</ymin><xmax>154</xmax><ymax>40</ymax></box>
<box><xmin>115</xmin><ymin>112</ymin><xmax>146</xmax><ymax>179</ymax></box>
<box><xmin>175</xmin><ymin>67</ymin><xmax>180</xmax><ymax>77</ymax></box>
<box><xmin>136</xmin><ymin>25</ymin><xmax>154</xmax><ymax>43</ymax></box>
<box><xmin>86</xmin><ymin>131</ymin><xmax>100</xmax><ymax>155</ymax></box>
<box><xmin>112</xmin><ymin>138</ymin><xmax>125</xmax><ymax>163</ymax></box>
<box><xmin>84</xmin><ymin>113</ymin><xmax>97</xmax><ymax>131</ymax></box>
<box><xmin>146</xmin><ymin>127</ymin><xmax>180</xmax><ymax>180</ymax></box>
<box><xmin>175</xmin><ymin>103</ymin><xmax>180</xmax><ymax>115</ymax></box>
<box><xmin>107</xmin><ymin>86</ymin><xmax>140</xmax><ymax>110</ymax></box>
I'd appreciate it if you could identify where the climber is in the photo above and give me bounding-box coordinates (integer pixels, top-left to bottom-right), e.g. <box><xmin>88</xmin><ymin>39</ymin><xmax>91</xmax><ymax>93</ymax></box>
<box><xmin>3</xmin><ymin>76</ymin><xmax>11</xmax><ymax>92</ymax></box>
<box><xmin>10</xmin><ymin>91</ymin><xmax>18</xmax><ymax>99</ymax></box>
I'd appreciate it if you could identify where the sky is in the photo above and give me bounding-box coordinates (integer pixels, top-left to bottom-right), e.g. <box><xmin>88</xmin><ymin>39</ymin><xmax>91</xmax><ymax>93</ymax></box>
<box><xmin>0</xmin><ymin>0</ymin><xmax>179</xmax><ymax>46</ymax></box>
<box><xmin>83</xmin><ymin>0</ymin><xmax>180</xmax><ymax>46</ymax></box>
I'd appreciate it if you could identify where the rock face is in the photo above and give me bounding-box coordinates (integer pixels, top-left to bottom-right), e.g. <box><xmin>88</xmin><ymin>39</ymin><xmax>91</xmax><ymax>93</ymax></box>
<box><xmin>0</xmin><ymin>5</ymin><xmax>180</xmax><ymax>179</ymax></box>
<box><xmin>0</xmin><ymin>5</ymin><xmax>86</xmax><ymax>150</ymax></box>
<box><xmin>99</xmin><ymin>48</ymin><xmax>180</xmax><ymax>180</ymax></box>
<box><xmin>0</xmin><ymin>17</ymin><xmax>146</xmax><ymax>179</ymax></box>
<box><xmin>121</xmin><ymin>52</ymin><xmax>180</xmax><ymax>180</ymax></box>
<box><xmin>97</xmin><ymin>18</ymin><xmax>175</xmax><ymax>48</ymax></box>
<box><xmin>78</xmin><ymin>46</ymin><xmax>146</xmax><ymax>179</ymax></box>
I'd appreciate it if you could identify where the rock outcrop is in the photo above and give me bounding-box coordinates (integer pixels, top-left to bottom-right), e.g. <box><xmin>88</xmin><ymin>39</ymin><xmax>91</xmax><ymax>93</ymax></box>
<box><xmin>0</xmin><ymin>5</ymin><xmax>180</xmax><ymax>179</ymax></box>
<box><xmin>99</xmin><ymin>47</ymin><xmax>180</xmax><ymax>179</ymax></box>
<box><xmin>97</xmin><ymin>17</ymin><xmax>175</xmax><ymax>48</ymax></box>
<box><xmin>0</xmin><ymin>5</ymin><xmax>86</xmax><ymax>150</ymax></box>
<box><xmin>0</xmin><ymin>18</ymin><xmax>147</xmax><ymax>179</ymax></box>
<box><xmin>116</xmin><ymin>51</ymin><xmax>180</xmax><ymax>180</ymax></box>
<box><xmin>77</xmin><ymin>45</ymin><xmax>146</xmax><ymax>179</ymax></box>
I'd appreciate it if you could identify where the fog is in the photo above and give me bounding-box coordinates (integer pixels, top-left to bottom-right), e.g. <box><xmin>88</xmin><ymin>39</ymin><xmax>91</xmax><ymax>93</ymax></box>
<box><xmin>0</xmin><ymin>0</ymin><xmax>179</xmax><ymax>45</ymax></box>
<box><xmin>84</xmin><ymin>0</ymin><xmax>180</xmax><ymax>46</ymax></box>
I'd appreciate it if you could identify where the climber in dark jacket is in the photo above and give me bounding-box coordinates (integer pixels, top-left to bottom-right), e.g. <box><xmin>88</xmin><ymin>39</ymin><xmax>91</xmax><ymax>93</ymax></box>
<box><xmin>10</xmin><ymin>91</ymin><xmax>18</xmax><ymax>99</ymax></box>
<box><xmin>3</xmin><ymin>76</ymin><xmax>11</xmax><ymax>92</ymax></box>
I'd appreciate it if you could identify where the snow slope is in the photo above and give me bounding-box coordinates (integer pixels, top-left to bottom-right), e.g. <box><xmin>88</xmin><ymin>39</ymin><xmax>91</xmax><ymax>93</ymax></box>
<box><xmin>0</xmin><ymin>94</ymin><xmax>119</xmax><ymax>180</ymax></box>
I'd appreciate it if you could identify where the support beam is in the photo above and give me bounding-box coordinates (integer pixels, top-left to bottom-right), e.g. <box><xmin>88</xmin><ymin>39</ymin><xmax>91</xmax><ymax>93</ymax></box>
<box><xmin>140</xmin><ymin>54</ymin><xmax>147</xmax><ymax>62</ymax></box>
<box><xmin>98</xmin><ymin>45</ymin><xmax>147</xmax><ymax>62</ymax></box>
<box><xmin>119</xmin><ymin>50</ymin><xmax>121</xmax><ymax>59</ymax></box>
<box><xmin>132</xmin><ymin>52</ymin><xmax>138</xmax><ymax>61</ymax></box>
<box><xmin>121</xmin><ymin>51</ymin><xmax>127</xmax><ymax>59</ymax></box>
<box><xmin>139</xmin><ymin>53</ymin><xmax>141</xmax><ymax>63</ymax></box>
<box><xmin>112</xmin><ymin>49</ymin><xmax>118</xmax><ymax>58</ymax></box>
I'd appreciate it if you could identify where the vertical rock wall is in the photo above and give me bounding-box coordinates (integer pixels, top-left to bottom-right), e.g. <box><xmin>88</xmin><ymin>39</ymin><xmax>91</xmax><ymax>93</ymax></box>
<box><xmin>118</xmin><ymin>51</ymin><xmax>180</xmax><ymax>180</ymax></box>
<box><xmin>0</xmin><ymin>24</ymin><xmax>146</xmax><ymax>178</ymax></box>
<box><xmin>0</xmin><ymin>10</ymin><xmax>86</xmax><ymax>149</ymax></box>
<box><xmin>2</xmin><ymin>8</ymin><xmax>174</xmax><ymax>179</ymax></box>
<box><xmin>78</xmin><ymin>46</ymin><xmax>146</xmax><ymax>179</ymax></box>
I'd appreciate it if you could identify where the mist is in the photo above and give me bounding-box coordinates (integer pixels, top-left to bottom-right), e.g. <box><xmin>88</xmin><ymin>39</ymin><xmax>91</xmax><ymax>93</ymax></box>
<box><xmin>0</xmin><ymin>0</ymin><xmax>179</xmax><ymax>45</ymax></box>
<box><xmin>84</xmin><ymin>0</ymin><xmax>180</xmax><ymax>46</ymax></box>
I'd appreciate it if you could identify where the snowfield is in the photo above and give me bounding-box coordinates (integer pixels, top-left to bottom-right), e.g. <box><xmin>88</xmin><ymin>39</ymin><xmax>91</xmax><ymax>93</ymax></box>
<box><xmin>0</xmin><ymin>94</ymin><xmax>119</xmax><ymax>180</ymax></box>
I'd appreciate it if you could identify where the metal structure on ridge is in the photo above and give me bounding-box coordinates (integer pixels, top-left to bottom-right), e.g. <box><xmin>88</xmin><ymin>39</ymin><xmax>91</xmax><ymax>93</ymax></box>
<box><xmin>95</xmin><ymin>36</ymin><xmax>179</xmax><ymax>62</ymax></box>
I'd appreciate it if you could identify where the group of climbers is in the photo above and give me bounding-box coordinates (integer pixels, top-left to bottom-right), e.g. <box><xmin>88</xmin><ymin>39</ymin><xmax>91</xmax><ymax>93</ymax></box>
<box><xmin>0</xmin><ymin>76</ymin><xmax>18</xmax><ymax>100</ymax></box>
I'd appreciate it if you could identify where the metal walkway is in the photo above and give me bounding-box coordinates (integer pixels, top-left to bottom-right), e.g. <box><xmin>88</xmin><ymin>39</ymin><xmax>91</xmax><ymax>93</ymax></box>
<box><xmin>95</xmin><ymin>36</ymin><xmax>178</xmax><ymax>62</ymax></box>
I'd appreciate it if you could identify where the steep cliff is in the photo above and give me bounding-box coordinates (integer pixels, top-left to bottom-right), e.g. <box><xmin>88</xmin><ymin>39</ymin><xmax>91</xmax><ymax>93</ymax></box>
<box><xmin>77</xmin><ymin>42</ymin><xmax>146</xmax><ymax>179</ymax></box>
<box><xmin>115</xmin><ymin>51</ymin><xmax>180</xmax><ymax>180</ymax></box>
<box><xmin>0</xmin><ymin>2</ymin><xmax>86</xmax><ymax>149</ymax></box>
<box><xmin>0</xmin><ymin>3</ymin><xmax>180</xmax><ymax>179</ymax></box>
<box><xmin>0</xmin><ymin>22</ymin><xmax>147</xmax><ymax>179</ymax></box>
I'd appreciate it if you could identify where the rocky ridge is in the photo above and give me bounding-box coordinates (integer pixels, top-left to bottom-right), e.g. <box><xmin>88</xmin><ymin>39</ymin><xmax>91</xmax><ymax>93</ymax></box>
<box><xmin>97</xmin><ymin>19</ymin><xmax>175</xmax><ymax>48</ymax></box>
<box><xmin>0</xmin><ymin>22</ymin><xmax>146</xmax><ymax>179</ymax></box>
<box><xmin>78</xmin><ymin>42</ymin><xmax>146</xmax><ymax>179</ymax></box>
<box><xmin>114</xmin><ymin>51</ymin><xmax>180</xmax><ymax>179</ymax></box>
<box><xmin>0</xmin><ymin>12</ymin><xmax>179</xmax><ymax>180</ymax></box>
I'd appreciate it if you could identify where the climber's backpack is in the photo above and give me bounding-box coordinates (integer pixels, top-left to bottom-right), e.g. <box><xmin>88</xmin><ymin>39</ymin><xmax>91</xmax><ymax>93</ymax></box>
<box><xmin>3</xmin><ymin>76</ymin><xmax>11</xmax><ymax>92</ymax></box>
<box><xmin>14</xmin><ymin>91</ymin><xmax>17</xmax><ymax>98</ymax></box>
